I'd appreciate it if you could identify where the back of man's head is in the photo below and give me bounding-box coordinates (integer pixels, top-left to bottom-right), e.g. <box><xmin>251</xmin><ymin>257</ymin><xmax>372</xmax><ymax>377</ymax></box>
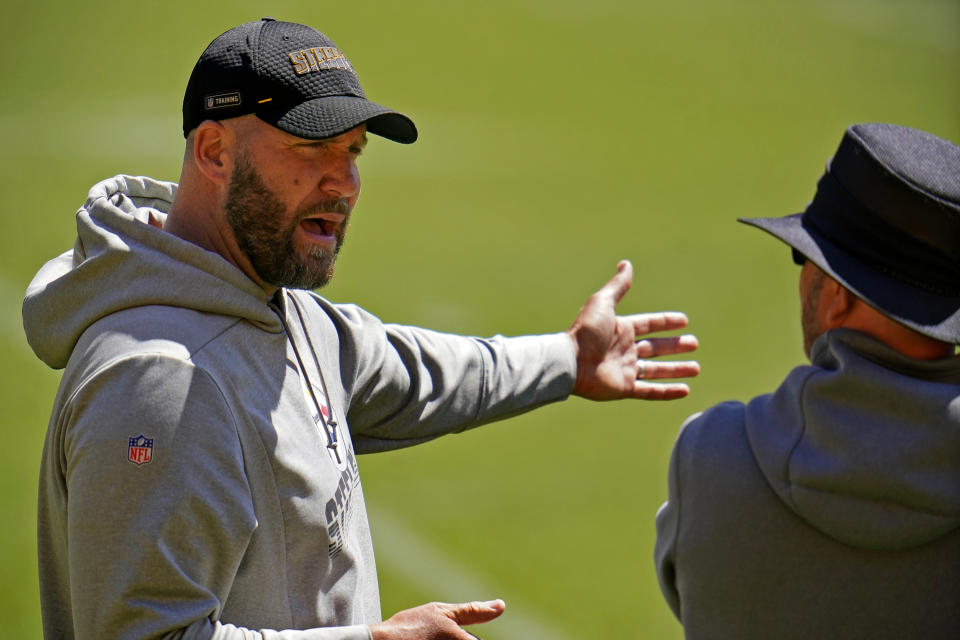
<box><xmin>798</xmin><ymin>259</ymin><xmax>953</xmax><ymax>360</ymax></box>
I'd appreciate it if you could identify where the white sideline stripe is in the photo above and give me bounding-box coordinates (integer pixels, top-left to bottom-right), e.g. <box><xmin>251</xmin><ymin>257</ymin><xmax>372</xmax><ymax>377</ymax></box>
<box><xmin>368</xmin><ymin>504</ymin><xmax>572</xmax><ymax>640</ymax></box>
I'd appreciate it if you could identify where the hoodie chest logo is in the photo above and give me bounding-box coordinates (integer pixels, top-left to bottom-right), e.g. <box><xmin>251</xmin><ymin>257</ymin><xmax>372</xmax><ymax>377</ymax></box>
<box><xmin>298</xmin><ymin>377</ymin><xmax>349</xmax><ymax>470</ymax></box>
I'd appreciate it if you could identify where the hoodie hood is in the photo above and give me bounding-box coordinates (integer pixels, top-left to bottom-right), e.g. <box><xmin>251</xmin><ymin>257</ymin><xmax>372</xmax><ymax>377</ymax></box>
<box><xmin>745</xmin><ymin>328</ymin><xmax>960</xmax><ymax>550</ymax></box>
<box><xmin>23</xmin><ymin>175</ymin><xmax>281</xmax><ymax>369</ymax></box>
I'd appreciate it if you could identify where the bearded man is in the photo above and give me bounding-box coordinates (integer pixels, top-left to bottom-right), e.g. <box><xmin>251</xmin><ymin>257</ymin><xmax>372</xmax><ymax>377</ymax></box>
<box><xmin>23</xmin><ymin>19</ymin><xmax>699</xmax><ymax>640</ymax></box>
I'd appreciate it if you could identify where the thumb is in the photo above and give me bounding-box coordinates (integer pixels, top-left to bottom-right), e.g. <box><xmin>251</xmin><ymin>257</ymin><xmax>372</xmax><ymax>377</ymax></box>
<box><xmin>598</xmin><ymin>260</ymin><xmax>633</xmax><ymax>306</ymax></box>
<box><xmin>444</xmin><ymin>599</ymin><xmax>506</xmax><ymax>626</ymax></box>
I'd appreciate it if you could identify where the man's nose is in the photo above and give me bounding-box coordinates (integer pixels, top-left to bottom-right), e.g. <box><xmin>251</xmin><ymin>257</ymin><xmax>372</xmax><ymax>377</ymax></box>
<box><xmin>319</xmin><ymin>157</ymin><xmax>361</xmax><ymax>199</ymax></box>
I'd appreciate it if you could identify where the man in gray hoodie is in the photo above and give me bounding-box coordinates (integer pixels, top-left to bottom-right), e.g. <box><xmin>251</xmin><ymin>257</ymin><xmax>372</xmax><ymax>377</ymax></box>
<box><xmin>654</xmin><ymin>122</ymin><xmax>960</xmax><ymax>639</ymax></box>
<box><xmin>22</xmin><ymin>19</ymin><xmax>699</xmax><ymax>640</ymax></box>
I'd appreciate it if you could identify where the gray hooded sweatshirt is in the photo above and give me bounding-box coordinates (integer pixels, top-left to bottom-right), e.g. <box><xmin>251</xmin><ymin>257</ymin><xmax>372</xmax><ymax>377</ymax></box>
<box><xmin>23</xmin><ymin>175</ymin><xmax>577</xmax><ymax>640</ymax></box>
<box><xmin>655</xmin><ymin>329</ymin><xmax>960</xmax><ymax>639</ymax></box>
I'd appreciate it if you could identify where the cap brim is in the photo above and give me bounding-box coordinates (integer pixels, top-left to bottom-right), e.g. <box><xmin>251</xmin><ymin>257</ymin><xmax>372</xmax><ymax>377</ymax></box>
<box><xmin>257</xmin><ymin>95</ymin><xmax>417</xmax><ymax>144</ymax></box>
<box><xmin>739</xmin><ymin>214</ymin><xmax>960</xmax><ymax>343</ymax></box>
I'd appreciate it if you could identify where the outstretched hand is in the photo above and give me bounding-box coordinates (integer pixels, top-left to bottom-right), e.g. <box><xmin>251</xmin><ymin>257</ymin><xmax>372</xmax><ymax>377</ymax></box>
<box><xmin>369</xmin><ymin>600</ymin><xmax>505</xmax><ymax>640</ymax></box>
<box><xmin>568</xmin><ymin>260</ymin><xmax>699</xmax><ymax>400</ymax></box>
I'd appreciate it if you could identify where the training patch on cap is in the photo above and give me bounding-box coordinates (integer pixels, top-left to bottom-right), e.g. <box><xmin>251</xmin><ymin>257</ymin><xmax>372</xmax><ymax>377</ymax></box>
<box><xmin>205</xmin><ymin>92</ymin><xmax>242</xmax><ymax>110</ymax></box>
<box><xmin>288</xmin><ymin>47</ymin><xmax>355</xmax><ymax>75</ymax></box>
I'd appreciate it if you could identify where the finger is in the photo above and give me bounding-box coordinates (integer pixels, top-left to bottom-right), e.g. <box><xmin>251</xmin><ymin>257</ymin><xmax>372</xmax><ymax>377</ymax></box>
<box><xmin>594</xmin><ymin>260</ymin><xmax>634</xmax><ymax>307</ymax></box>
<box><xmin>442</xmin><ymin>600</ymin><xmax>506</xmax><ymax>626</ymax></box>
<box><xmin>635</xmin><ymin>335</ymin><xmax>699</xmax><ymax>358</ymax></box>
<box><xmin>631</xmin><ymin>382</ymin><xmax>692</xmax><ymax>400</ymax></box>
<box><xmin>627</xmin><ymin>312</ymin><xmax>689</xmax><ymax>336</ymax></box>
<box><xmin>637</xmin><ymin>360</ymin><xmax>701</xmax><ymax>380</ymax></box>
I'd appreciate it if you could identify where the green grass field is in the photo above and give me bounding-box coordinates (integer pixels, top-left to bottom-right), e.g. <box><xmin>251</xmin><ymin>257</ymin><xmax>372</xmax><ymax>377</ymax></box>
<box><xmin>2</xmin><ymin>1</ymin><xmax>957</xmax><ymax>637</ymax></box>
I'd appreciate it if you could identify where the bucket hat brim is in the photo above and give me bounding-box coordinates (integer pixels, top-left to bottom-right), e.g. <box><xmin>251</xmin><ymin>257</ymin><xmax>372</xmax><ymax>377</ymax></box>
<box><xmin>740</xmin><ymin>213</ymin><xmax>960</xmax><ymax>343</ymax></box>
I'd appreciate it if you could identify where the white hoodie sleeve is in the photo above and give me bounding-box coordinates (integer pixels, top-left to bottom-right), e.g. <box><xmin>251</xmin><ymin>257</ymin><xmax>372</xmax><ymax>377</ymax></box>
<box><xmin>314</xmin><ymin>299</ymin><xmax>577</xmax><ymax>453</ymax></box>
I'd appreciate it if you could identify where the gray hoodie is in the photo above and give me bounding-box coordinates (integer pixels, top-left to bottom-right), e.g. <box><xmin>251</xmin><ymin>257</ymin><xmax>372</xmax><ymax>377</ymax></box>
<box><xmin>655</xmin><ymin>329</ymin><xmax>960</xmax><ymax>639</ymax></box>
<box><xmin>24</xmin><ymin>175</ymin><xmax>577</xmax><ymax>640</ymax></box>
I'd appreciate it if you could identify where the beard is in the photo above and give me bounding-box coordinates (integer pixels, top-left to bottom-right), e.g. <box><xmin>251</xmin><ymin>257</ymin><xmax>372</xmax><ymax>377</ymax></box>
<box><xmin>800</xmin><ymin>266</ymin><xmax>825</xmax><ymax>358</ymax></box>
<box><xmin>225</xmin><ymin>153</ymin><xmax>349</xmax><ymax>290</ymax></box>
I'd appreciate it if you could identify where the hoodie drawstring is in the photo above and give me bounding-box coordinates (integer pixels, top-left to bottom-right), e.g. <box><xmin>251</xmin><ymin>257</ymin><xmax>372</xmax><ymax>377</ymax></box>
<box><xmin>270</xmin><ymin>292</ymin><xmax>342</xmax><ymax>464</ymax></box>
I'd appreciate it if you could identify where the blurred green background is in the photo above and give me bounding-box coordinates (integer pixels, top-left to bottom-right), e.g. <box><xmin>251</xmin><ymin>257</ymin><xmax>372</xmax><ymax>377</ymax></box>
<box><xmin>2</xmin><ymin>0</ymin><xmax>957</xmax><ymax>638</ymax></box>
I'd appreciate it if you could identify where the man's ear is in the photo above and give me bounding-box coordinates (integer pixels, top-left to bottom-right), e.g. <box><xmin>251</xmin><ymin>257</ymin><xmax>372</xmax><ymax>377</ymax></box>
<box><xmin>821</xmin><ymin>277</ymin><xmax>858</xmax><ymax>330</ymax></box>
<box><xmin>191</xmin><ymin>120</ymin><xmax>234</xmax><ymax>185</ymax></box>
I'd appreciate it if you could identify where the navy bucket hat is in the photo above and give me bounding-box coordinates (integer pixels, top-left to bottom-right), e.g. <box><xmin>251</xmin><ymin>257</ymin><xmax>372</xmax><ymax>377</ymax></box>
<box><xmin>182</xmin><ymin>18</ymin><xmax>417</xmax><ymax>144</ymax></box>
<box><xmin>740</xmin><ymin>123</ymin><xmax>960</xmax><ymax>343</ymax></box>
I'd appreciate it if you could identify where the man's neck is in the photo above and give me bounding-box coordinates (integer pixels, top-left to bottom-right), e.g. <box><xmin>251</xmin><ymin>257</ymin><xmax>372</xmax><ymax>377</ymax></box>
<box><xmin>165</xmin><ymin>188</ymin><xmax>278</xmax><ymax>297</ymax></box>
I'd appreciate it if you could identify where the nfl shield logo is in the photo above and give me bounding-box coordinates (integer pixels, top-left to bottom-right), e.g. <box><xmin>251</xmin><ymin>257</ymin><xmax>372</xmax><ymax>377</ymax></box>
<box><xmin>128</xmin><ymin>434</ymin><xmax>154</xmax><ymax>466</ymax></box>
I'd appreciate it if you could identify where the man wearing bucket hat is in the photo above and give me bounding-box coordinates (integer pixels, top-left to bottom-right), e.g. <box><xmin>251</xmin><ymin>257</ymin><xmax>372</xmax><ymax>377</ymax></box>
<box><xmin>654</xmin><ymin>123</ymin><xmax>960</xmax><ymax>639</ymax></box>
<box><xmin>23</xmin><ymin>18</ymin><xmax>700</xmax><ymax>640</ymax></box>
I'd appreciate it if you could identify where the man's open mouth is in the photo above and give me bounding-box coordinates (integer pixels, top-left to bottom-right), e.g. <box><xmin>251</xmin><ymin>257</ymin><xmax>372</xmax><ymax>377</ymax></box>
<box><xmin>300</xmin><ymin>218</ymin><xmax>333</xmax><ymax>236</ymax></box>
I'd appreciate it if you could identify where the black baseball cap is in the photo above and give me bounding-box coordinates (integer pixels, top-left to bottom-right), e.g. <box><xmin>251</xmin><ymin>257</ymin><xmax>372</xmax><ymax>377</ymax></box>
<box><xmin>182</xmin><ymin>18</ymin><xmax>417</xmax><ymax>143</ymax></box>
<box><xmin>740</xmin><ymin>123</ymin><xmax>960</xmax><ymax>343</ymax></box>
